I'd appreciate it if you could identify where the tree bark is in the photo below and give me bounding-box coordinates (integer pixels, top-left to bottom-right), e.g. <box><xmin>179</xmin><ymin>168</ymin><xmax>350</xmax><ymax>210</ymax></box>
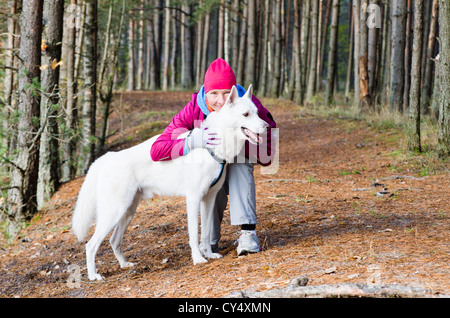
<box><xmin>422</xmin><ymin>0</ymin><xmax>439</xmax><ymax>114</ymax></box>
<box><xmin>201</xmin><ymin>10</ymin><xmax>210</xmax><ymax>85</ymax></box>
<box><xmin>231</xmin><ymin>0</ymin><xmax>240</xmax><ymax>71</ymax></box>
<box><xmin>137</xmin><ymin>2</ymin><xmax>145</xmax><ymax>90</ymax></box>
<box><xmin>367</xmin><ymin>0</ymin><xmax>379</xmax><ymax>103</ymax></box>
<box><xmin>300</xmin><ymin>0</ymin><xmax>311</xmax><ymax>105</ymax></box>
<box><xmin>62</xmin><ymin>0</ymin><xmax>79</xmax><ymax>182</ymax></box>
<box><xmin>345</xmin><ymin>6</ymin><xmax>354</xmax><ymax>103</ymax></box>
<box><xmin>403</xmin><ymin>0</ymin><xmax>412</xmax><ymax>111</ymax></box>
<box><xmin>37</xmin><ymin>0</ymin><xmax>64</xmax><ymax>209</ymax></box>
<box><xmin>407</xmin><ymin>0</ymin><xmax>424</xmax><ymax>153</ymax></box>
<box><xmin>352</xmin><ymin>0</ymin><xmax>360</xmax><ymax>109</ymax></box>
<box><xmin>195</xmin><ymin>1</ymin><xmax>204</xmax><ymax>88</ymax></box>
<box><xmin>218</xmin><ymin>1</ymin><xmax>224</xmax><ymax>59</ymax></box>
<box><xmin>389</xmin><ymin>0</ymin><xmax>407</xmax><ymax>113</ymax></box>
<box><xmin>325</xmin><ymin>0</ymin><xmax>340</xmax><ymax>106</ymax></box>
<box><xmin>359</xmin><ymin>0</ymin><xmax>370</xmax><ymax>109</ymax></box>
<box><xmin>259</xmin><ymin>0</ymin><xmax>270</xmax><ymax>96</ymax></box>
<box><xmin>2</xmin><ymin>0</ymin><xmax>18</xmax><ymax>162</ymax></box>
<box><xmin>245</xmin><ymin>0</ymin><xmax>257</xmax><ymax>88</ymax></box>
<box><xmin>8</xmin><ymin>0</ymin><xmax>43</xmax><ymax>233</ymax></box>
<box><xmin>228</xmin><ymin>281</ymin><xmax>442</xmax><ymax>298</ymax></box>
<box><xmin>317</xmin><ymin>0</ymin><xmax>331</xmax><ymax>92</ymax></box>
<box><xmin>127</xmin><ymin>17</ymin><xmax>135</xmax><ymax>91</ymax></box>
<box><xmin>98</xmin><ymin>0</ymin><xmax>126</xmax><ymax>153</ymax></box>
<box><xmin>270</xmin><ymin>0</ymin><xmax>282</xmax><ymax>97</ymax></box>
<box><xmin>306</xmin><ymin>0</ymin><xmax>319</xmax><ymax>104</ymax></box>
<box><xmin>181</xmin><ymin>3</ymin><xmax>193</xmax><ymax>89</ymax></box>
<box><xmin>170</xmin><ymin>5</ymin><xmax>178</xmax><ymax>90</ymax></box>
<box><xmin>162</xmin><ymin>1</ymin><xmax>170</xmax><ymax>91</ymax></box>
<box><xmin>292</xmin><ymin>0</ymin><xmax>302</xmax><ymax>104</ymax></box>
<box><xmin>236</xmin><ymin>0</ymin><xmax>247</xmax><ymax>85</ymax></box>
<box><xmin>80</xmin><ymin>0</ymin><xmax>98</xmax><ymax>173</ymax></box>
<box><xmin>437</xmin><ymin>0</ymin><xmax>450</xmax><ymax>157</ymax></box>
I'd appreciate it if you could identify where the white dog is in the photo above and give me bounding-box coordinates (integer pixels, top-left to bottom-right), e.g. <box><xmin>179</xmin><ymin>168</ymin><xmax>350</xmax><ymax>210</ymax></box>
<box><xmin>72</xmin><ymin>85</ymin><xmax>269</xmax><ymax>281</ymax></box>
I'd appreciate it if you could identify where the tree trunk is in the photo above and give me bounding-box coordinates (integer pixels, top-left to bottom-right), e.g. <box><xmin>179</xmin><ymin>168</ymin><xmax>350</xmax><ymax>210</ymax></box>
<box><xmin>98</xmin><ymin>0</ymin><xmax>126</xmax><ymax>153</ymax></box>
<box><xmin>407</xmin><ymin>0</ymin><xmax>424</xmax><ymax>153</ymax></box>
<box><xmin>229</xmin><ymin>281</ymin><xmax>442</xmax><ymax>298</ymax></box>
<box><xmin>137</xmin><ymin>2</ymin><xmax>145</xmax><ymax>90</ymax></box>
<box><xmin>8</xmin><ymin>0</ymin><xmax>43</xmax><ymax>234</ymax></box>
<box><xmin>422</xmin><ymin>0</ymin><xmax>439</xmax><ymax>114</ymax></box>
<box><xmin>146</xmin><ymin>3</ymin><xmax>159</xmax><ymax>90</ymax></box>
<box><xmin>259</xmin><ymin>0</ymin><xmax>270</xmax><ymax>96</ymax></box>
<box><xmin>292</xmin><ymin>0</ymin><xmax>302</xmax><ymax>104</ymax></box>
<box><xmin>389</xmin><ymin>0</ymin><xmax>407</xmax><ymax>113</ymax></box>
<box><xmin>170</xmin><ymin>6</ymin><xmax>178</xmax><ymax>89</ymax></box>
<box><xmin>306</xmin><ymin>0</ymin><xmax>319</xmax><ymax>104</ymax></box>
<box><xmin>353</xmin><ymin>0</ymin><xmax>360</xmax><ymax>109</ymax></box>
<box><xmin>359</xmin><ymin>0</ymin><xmax>370</xmax><ymax>109</ymax></box>
<box><xmin>127</xmin><ymin>17</ymin><xmax>135</xmax><ymax>90</ymax></box>
<box><xmin>195</xmin><ymin>1</ymin><xmax>204</xmax><ymax>87</ymax></box>
<box><xmin>300</xmin><ymin>0</ymin><xmax>311</xmax><ymax>104</ymax></box>
<box><xmin>236</xmin><ymin>1</ymin><xmax>247</xmax><ymax>84</ymax></box>
<box><xmin>403</xmin><ymin>0</ymin><xmax>412</xmax><ymax>112</ymax></box>
<box><xmin>317</xmin><ymin>0</ymin><xmax>331</xmax><ymax>92</ymax></box>
<box><xmin>181</xmin><ymin>3</ymin><xmax>193</xmax><ymax>89</ymax></box>
<box><xmin>37</xmin><ymin>0</ymin><xmax>64</xmax><ymax>209</ymax></box>
<box><xmin>380</xmin><ymin>1</ymin><xmax>391</xmax><ymax>106</ymax></box>
<box><xmin>437</xmin><ymin>0</ymin><xmax>450</xmax><ymax>157</ymax></box>
<box><xmin>270</xmin><ymin>0</ymin><xmax>282</xmax><ymax>97</ymax></box>
<box><xmin>218</xmin><ymin>1</ymin><xmax>224</xmax><ymax>59</ymax></box>
<box><xmin>62</xmin><ymin>0</ymin><xmax>79</xmax><ymax>182</ymax></box>
<box><xmin>231</xmin><ymin>0</ymin><xmax>240</xmax><ymax>71</ymax></box>
<box><xmin>245</xmin><ymin>0</ymin><xmax>257</xmax><ymax>88</ymax></box>
<box><xmin>162</xmin><ymin>1</ymin><xmax>170</xmax><ymax>91</ymax></box>
<box><xmin>367</xmin><ymin>0</ymin><xmax>379</xmax><ymax>102</ymax></box>
<box><xmin>201</xmin><ymin>11</ymin><xmax>210</xmax><ymax>84</ymax></box>
<box><xmin>325</xmin><ymin>0</ymin><xmax>340</xmax><ymax>106</ymax></box>
<box><xmin>2</xmin><ymin>0</ymin><xmax>18</xmax><ymax>162</ymax></box>
<box><xmin>345</xmin><ymin>5</ymin><xmax>354</xmax><ymax>103</ymax></box>
<box><xmin>224</xmin><ymin>2</ymin><xmax>231</xmax><ymax>64</ymax></box>
<box><xmin>80</xmin><ymin>0</ymin><xmax>98</xmax><ymax>173</ymax></box>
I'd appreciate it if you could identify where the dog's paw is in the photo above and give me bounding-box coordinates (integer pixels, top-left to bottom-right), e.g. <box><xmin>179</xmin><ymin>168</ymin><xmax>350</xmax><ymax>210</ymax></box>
<box><xmin>192</xmin><ymin>256</ymin><xmax>208</xmax><ymax>265</ymax></box>
<box><xmin>89</xmin><ymin>273</ymin><xmax>105</xmax><ymax>281</ymax></box>
<box><xmin>207</xmin><ymin>252</ymin><xmax>223</xmax><ymax>259</ymax></box>
<box><xmin>120</xmin><ymin>261</ymin><xmax>136</xmax><ymax>269</ymax></box>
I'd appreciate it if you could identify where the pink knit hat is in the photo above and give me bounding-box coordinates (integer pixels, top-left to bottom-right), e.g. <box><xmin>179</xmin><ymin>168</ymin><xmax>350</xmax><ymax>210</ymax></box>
<box><xmin>204</xmin><ymin>58</ymin><xmax>237</xmax><ymax>93</ymax></box>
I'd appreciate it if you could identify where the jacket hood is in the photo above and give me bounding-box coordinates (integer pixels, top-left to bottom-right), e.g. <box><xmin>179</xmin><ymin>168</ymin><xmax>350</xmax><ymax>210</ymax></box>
<box><xmin>196</xmin><ymin>84</ymin><xmax>247</xmax><ymax>116</ymax></box>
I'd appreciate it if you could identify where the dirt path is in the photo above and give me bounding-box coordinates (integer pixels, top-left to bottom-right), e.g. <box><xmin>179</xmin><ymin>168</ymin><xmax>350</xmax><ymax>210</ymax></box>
<box><xmin>1</xmin><ymin>91</ymin><xmax>448</xmax><ymax>298</ymax></box>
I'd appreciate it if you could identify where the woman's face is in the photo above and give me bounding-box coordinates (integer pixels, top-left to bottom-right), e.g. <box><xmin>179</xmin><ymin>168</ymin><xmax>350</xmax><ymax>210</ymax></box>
<box><xmin>205</xmin><ymin>89</ymin><xmax>231</xmax><ymax>112</ymax></box>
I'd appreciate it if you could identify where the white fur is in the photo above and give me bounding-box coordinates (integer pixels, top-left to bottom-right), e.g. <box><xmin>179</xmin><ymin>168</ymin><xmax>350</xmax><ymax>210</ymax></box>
<box><xmin>72</xmin><ymin>85</ymin><xmax>269</xmax><ymax>281</ymax></box>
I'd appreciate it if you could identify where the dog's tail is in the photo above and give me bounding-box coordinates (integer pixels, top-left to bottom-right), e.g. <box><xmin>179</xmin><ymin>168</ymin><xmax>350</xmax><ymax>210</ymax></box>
<box><xmin>72</xmin><ymin>165</ymin><xmax>98</xmax><ymax>242</ymax></box>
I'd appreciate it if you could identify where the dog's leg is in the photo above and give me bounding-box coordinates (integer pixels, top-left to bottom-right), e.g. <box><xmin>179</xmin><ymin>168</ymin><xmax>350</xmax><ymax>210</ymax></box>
<box><xmin>186</xmin><ymin>196</ymin><xmax>207</xmax><ymax>265</ymax></box>
<box><xmin>109</xmin><ymin>198</ymin><xmax>139</xmax><ymax>269</ymax></box>
<box><xmin>86</xmin><ymin>218</ymin><xmax>117</xmax><ymax>281</ymax></box>
<box><xmin>199</xmin><ymin>194</ymin><xmax>223</xmax><ymax>260</ymax></box>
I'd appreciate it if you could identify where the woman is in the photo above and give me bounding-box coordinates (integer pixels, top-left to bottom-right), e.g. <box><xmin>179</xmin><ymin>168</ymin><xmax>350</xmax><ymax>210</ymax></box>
<box><xmin>150</xmin><ymin>58</ymin><xmax>277</xmax><ymax>255</ymax></box>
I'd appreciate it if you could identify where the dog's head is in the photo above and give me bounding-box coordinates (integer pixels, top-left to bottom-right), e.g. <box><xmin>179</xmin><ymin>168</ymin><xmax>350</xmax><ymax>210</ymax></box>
<box><xmin>220</xmin><ymin>84</ymin><xmax>269</xmax><ymax>145</ymax></box>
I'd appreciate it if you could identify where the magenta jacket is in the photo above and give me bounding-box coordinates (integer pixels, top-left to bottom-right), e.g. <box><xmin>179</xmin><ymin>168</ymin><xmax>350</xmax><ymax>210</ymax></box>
<box><xmin>150</xmin><ymin>85</ymin><xmax>277</xmax><ymax>166</ymax></box>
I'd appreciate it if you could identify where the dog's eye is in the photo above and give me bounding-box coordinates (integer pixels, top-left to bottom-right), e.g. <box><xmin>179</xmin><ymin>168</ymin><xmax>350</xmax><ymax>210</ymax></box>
<box><xmin>243</xmin><ymin>112</ymin><xmax>250</xmax><ymax>117</ymax></box>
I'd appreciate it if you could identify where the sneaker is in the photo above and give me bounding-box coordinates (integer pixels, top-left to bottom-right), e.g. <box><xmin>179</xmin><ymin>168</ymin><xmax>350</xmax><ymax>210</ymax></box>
<box><xmin>211</xmin><ymin>243</ymin><xmax>220</xmax><ymax>253</ymax></box>
<box><xmin>237</xmin><ymin>230</ymin><xmax>261</xmax><ymax>255</ymax></box>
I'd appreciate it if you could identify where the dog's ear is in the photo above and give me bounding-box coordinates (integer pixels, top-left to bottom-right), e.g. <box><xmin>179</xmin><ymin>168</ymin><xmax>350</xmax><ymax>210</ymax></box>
<box><xmin>244</xmin><ymin>84</ymin><xmax>253</xmax><ymax>100</ymax></box>
<box><xmin>226</xmin><ymin>85</ymin><xmax>239</xmax><ymax>105</ymax></box>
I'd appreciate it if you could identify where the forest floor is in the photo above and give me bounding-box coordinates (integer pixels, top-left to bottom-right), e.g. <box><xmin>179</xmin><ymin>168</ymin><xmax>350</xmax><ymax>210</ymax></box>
<box><xmin>0</xmin><ymin>91</ymin><xmax>449</xmax><ymax>298</ymax></box>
